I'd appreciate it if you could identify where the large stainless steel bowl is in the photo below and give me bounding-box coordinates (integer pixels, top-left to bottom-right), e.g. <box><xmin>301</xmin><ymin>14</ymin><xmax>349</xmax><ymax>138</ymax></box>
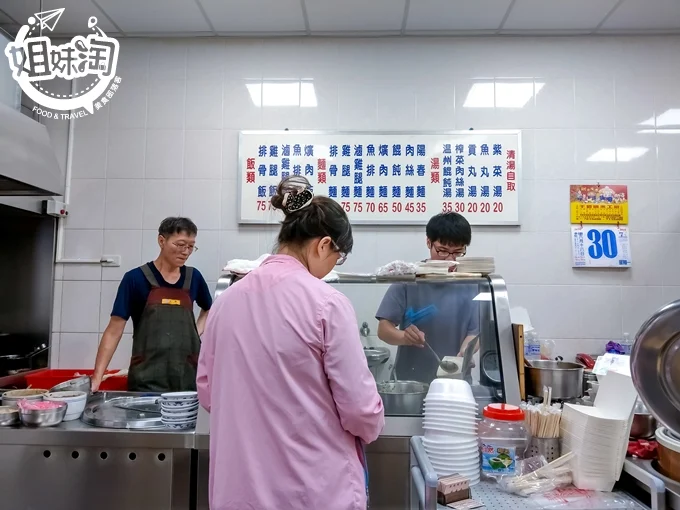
<box><xmin>49</xmin><ymin>375</ymin><xmax>91</xmax><ymax>394</ymax></box>
<box><xmin>377</xmin><ymin>380</ymin><xmax>428</xmax><ymax>416</ymax></box>
<box><xmin>19</xmin><ymin>402</ymin><xmax>67</xmax><ymax>427</ymax></box>
<box><xmin>631</xmin><ymin>300</ymin><xmax>680</xmax><ymax>436</ymax></box>
<box><xmin>2</xmin><ymin>389</ymin><xmax>47</xmax><ymax>408</ymax></box>
<box><xmin>525</xmin><ymin>360</ymin><xmax>584</xmax><ymax>400</ymax></box>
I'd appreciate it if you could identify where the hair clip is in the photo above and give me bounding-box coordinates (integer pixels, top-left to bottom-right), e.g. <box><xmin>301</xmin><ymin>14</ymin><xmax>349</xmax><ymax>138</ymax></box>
<box><xmin>282</xmin><ymin>188</ymin><xmax>313</xmax><ymax>213</ymax></box>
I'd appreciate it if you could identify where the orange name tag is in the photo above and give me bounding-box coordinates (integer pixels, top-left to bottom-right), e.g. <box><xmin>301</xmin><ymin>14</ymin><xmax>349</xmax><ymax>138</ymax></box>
<box><xmin>161</xmin><ymin>299</ymin><xmax>181</xmax><ymax>305</ymax></box>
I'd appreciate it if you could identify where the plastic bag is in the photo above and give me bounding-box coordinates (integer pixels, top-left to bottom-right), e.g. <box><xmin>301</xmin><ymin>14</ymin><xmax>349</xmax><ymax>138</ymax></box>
<box><xmin>528</xmin><ymin>488</ymin><xmax>640</xmax><ymax>509</ymax></box>
<box><xmin>500</xmin><ymin>453</ymin><xmax>573</xmax><ymax>497</ymax></box>
<box><xmin>375</xmin><ymin>260</ymin><xmax>418</xmax><ymax>276</ymax></box>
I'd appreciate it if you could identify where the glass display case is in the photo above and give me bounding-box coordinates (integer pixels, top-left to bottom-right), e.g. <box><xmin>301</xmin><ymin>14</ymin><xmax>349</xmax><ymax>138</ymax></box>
<box><xmin>215</xmin><ymin>272</ymin><xmax>521</xmax><ymax>422</ymax></box>
<box><xmin>330</xmin><ymin>275</ymin><xmax>520</xmax><ymax>418</ymax></box>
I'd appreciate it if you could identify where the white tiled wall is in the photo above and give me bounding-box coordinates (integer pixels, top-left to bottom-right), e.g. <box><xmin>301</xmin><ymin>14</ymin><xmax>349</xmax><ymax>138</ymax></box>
<box><xmin>51</xmin><ymin>35</ymin><xmax>680</xmax><ymax>367</ymax></box>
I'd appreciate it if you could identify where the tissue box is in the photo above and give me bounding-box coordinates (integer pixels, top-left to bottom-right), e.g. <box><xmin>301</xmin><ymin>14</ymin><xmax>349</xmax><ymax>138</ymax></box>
<box><xmin>437</xmin><ymin>474</ymin><xmax>470</xmax><ymax>505</ymax></box>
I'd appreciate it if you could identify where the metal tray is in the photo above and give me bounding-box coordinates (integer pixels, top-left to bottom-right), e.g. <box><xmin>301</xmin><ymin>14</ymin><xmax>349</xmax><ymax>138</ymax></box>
<box><xmin>631</xmin><ymin>300</ymin><xmax>680</xmax><ymax>437</ymax></box>
<box><xmin>82</xmin><ymin>395</ymin><xmax>163</xmax><ymax>429</ymax></box>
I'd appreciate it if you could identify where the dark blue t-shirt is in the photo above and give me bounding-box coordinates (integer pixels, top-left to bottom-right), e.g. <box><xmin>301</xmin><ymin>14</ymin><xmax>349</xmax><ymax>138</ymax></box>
<box><xmin>376</xmin><ymin>282</ymin><xmax>480</xmax><ymax>382</ymax></box>
<box><xmin>111</xmin><ymin>262</ymin><xmax>213</xmax><ymax>330</ymax></box>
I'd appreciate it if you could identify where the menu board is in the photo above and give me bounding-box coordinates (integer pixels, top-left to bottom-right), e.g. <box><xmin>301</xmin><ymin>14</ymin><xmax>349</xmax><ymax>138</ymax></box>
<box><xmin>238</xmin><ymin>130</ymin><xmax>521</xmax><ymax>225</ymax></box>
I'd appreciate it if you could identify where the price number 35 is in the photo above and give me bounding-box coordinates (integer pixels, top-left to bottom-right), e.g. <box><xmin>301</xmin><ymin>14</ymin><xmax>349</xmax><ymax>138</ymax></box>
<box><xmin>586</xmin><ymin>228</ymin><xmax>618</xmax><ymax>259</ymax></box>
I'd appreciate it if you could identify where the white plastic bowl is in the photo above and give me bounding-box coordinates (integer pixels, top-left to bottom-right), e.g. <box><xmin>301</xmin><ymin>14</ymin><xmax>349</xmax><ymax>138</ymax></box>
<box><xmin>425</xmin><ymin>448</ymin><xmax>479</xmax><ymax>460</ymax></box>
<box><xmin>423</xmin><ymin>411</ymin><xmax>477</xmax><ymax>423</ymax></box>
<box><xmin>43</xmin><ymin>391</ymin><xmax>87</xmax><ymax>421</ymax></box>
<box><xmin>426</xmin><ymin>379</ymin><xmax>475</xmax><ymax>403</ymax></box>
<box><xmin>423</xmin><ymin>438</ymin><xmax>479</xmax><ymax>449</ymax></box>
<box><xmin>423</xmin><ymin>397</ymin><xmax>478</xmax><ymax>410</ymax></box>
<box><xmin>423</xmin><ymin>422</ymin><xmax>477</xmax><ymax>432</ymax></box>
<box><xmin>425</xmin><ymin>429</ymin><xmax>478</xmax><ymax>441</ymax></box>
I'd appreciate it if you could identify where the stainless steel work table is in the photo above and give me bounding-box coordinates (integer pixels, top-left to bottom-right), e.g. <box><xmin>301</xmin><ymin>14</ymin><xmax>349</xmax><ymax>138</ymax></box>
<box><xmin>0</xmin><ymin>417</ymin><xmax>197</xmax><ymax>510</ymax></box>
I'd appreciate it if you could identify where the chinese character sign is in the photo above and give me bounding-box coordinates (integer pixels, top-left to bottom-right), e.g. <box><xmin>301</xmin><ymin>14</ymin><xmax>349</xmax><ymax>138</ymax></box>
<box><xmin>239</xmin><ymin>131</ymin><xmax>521</xmax><ymax>225</ymax></box>
<box><xmin>569</xmin><ymin>184</ymin><xmax>628</xmax><ymax>225</ymax></box>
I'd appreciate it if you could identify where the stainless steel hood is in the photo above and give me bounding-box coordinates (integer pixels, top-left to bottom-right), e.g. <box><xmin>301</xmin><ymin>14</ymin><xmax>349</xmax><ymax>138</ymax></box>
<box><xmin>0</xmin><ymin>101</ymin><xmax>64</xmax><ymax>196</ymax></box>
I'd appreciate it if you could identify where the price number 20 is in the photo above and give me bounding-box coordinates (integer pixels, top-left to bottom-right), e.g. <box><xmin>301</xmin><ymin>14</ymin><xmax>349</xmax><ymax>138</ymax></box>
<box><xmin>586</xmin><ymin>229</ymin><xmax>618</xmax><ymax>259</ymax></box>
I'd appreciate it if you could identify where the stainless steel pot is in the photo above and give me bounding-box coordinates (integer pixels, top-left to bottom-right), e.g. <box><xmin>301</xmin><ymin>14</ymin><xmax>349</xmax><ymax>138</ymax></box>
<box><xmin>377</xmin><ymin>380</ymin><xmax>428</xmax><ymax>416</ymax></box>
<box><xmin>525</xmin><ymin>360</ymin><xmax>584</xmax><ymax>400</ymax></box>
<box><xmin>364</xmin><ymin>347</ymin><xmax>390</xmax><ymax>380</ymax></box>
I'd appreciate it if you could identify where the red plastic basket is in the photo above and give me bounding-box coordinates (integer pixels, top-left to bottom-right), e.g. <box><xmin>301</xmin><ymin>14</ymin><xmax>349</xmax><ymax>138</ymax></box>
<box><xmin>25</xmin><ymin>369</ymin><xmax>128</xmax><ymax>391</ymax></box>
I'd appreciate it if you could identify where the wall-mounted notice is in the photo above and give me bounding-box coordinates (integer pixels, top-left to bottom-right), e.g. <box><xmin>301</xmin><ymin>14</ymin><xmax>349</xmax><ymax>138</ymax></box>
<box><xmin>569</xmin><ymin>184</ymin><xmax>628</xmax><ymax>225</ymax></box>
<box><xmin>571</xmin><ymin>225</ymin><xmax>632</xmax><ymax>268</ymax></box>
<box><xmin>238</xmin><ymin>130</ymin><xmax>521</xmax><ymax>225</ymax></box>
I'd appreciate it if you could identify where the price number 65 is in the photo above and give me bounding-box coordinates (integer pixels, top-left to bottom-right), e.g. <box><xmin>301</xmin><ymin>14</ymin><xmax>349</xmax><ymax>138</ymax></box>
<box><xmin>586</xmin><ymin>229</ymin><xmax>618</xmax><ymax>259</ymax></box>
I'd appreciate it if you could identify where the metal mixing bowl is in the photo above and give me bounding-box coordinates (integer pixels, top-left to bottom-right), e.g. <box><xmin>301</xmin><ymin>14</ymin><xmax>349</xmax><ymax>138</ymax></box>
<box><xmin>49</xmin><ymin>375</ymin><xmax>91</xmax><ymax>394</ymax></box>
<box><xmin>0</xmin><ymin>406</ymin><xmax>20</xmax><ymax>426</ymax></box>
<box><xmin>19</xmin><ymin>402</ymin><xmax>67</xmax><ymax>427</ymax></box>
<box><xmin>378</xmin><ymin>380</ymin><xmax>429</xmax><ymax>416</ymax></box>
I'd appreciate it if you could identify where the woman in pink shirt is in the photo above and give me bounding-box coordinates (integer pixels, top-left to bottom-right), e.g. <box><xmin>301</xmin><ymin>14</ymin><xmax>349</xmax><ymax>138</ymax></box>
<box><xmin>197</xmin><ymin>176</ymin><xmax>385</xmax><ymax>510</ymax></box>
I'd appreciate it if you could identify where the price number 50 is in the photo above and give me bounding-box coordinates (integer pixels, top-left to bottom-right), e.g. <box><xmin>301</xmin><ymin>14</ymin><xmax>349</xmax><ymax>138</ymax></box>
<box><xmin>586</xmin><ymin>228</ymin><xmax>618</xmax><ymax>259</ymax></box>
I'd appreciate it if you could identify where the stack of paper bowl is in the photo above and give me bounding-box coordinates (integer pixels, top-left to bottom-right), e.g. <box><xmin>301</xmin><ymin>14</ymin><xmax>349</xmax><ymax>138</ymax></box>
<box><xmin>422</xmin><ymin>378</ymin><xmax>480</xmax><ymax>485</ymax></box>
<box><xmin>160</xmin><ymin>391</ymin><xmax>198</xmax><ymax>430</ymax></box>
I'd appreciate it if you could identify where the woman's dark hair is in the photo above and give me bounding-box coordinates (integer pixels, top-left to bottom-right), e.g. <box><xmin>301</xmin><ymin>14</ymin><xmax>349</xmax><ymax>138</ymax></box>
<box><xmin>270</xmin><ymin>176</ymin><xmax>353</xmax><ymax>255</ymax></box>
<box><xmin>158</xmin><ymin>217</ymin><xmax>198</xmax><ymax>237</ymax></box>
<box><xmin>426</xmin><ymin>212</ymin><xmax>471</xmax><ymax>247</ymax></box>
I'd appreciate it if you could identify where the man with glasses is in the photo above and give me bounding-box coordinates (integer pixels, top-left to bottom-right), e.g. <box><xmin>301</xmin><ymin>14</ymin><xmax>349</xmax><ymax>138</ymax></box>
<box><xmin>91</xmin><ymin>217</ymin><xmax>212</xmax><ymax>392</ymax></box>
<box><xmin>375</xmin><ymin>212</ymin><xmax>479</xmax><ymax>382</ymax></box>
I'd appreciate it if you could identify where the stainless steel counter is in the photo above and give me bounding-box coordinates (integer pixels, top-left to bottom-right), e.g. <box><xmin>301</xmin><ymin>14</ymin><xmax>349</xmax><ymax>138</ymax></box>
<box><xmin>0</xmin><ymin>416</ymin><xmax>196</xmax><ymax>510</ymax></box>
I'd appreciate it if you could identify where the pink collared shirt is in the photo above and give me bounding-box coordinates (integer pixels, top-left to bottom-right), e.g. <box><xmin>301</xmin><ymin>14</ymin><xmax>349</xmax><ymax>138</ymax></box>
<box><xmin>197</xmin><ymin>254</ymin><xmax>385</xmax><ymax>510</ymax></box>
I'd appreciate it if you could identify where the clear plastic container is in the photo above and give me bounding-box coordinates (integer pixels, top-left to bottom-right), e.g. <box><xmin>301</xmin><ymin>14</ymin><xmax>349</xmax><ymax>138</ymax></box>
<box><xmin>479</xmin><ymin>403</ymin><xmax>528</xmax><ymax>480</ymax></box>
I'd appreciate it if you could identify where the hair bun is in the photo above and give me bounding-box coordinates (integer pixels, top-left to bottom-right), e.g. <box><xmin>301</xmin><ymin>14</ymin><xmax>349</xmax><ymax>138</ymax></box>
<box><xmin>283</xmin><ymin>188</ymin><xmax>313</xmax><ymax>213</ymax></box>
<box><xmin>271</xmin><ymin>176</ymin><xmax>314</xmax><ymax>215</ymax></box>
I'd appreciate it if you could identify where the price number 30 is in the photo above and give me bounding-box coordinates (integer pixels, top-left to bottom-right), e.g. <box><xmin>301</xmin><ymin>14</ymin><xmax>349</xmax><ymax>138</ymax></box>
<box><xmin>586</xmin><ymin>228</ymin><xmax>618</xmax><ymax>259</ymax></box>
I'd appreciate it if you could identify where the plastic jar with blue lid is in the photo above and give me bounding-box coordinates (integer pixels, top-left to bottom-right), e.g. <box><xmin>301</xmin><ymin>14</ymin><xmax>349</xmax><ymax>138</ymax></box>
<box><xmin>479</xmin><ymin>403</ymin><xmax>528</xmax><ymax>480</ymax></box>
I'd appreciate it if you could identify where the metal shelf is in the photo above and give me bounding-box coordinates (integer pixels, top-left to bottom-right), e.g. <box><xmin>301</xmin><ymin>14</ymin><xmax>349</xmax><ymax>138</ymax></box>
<box><xmin>410</xmin><ymin>436</ymin><xmax>649</xmax><ymax>510</ymax></box>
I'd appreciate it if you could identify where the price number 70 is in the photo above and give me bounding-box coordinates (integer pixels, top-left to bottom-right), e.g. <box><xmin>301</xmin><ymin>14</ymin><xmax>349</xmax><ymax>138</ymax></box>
<box><xmin>586</xmin><ymin>229</ymin><xmax>618</xmax><ymax>259</ymax></box>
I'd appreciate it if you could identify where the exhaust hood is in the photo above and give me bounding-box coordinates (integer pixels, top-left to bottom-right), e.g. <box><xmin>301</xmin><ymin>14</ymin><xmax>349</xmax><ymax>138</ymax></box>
<box><xmin>0</xmin><ymin>101</ymin><xmax>64</xmax><ymax>196</ymax></box>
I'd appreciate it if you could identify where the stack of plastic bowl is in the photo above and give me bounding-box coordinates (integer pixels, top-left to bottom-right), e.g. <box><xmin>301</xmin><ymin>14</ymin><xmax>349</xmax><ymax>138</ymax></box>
<box><xmin>160</xmin><ymin>391</ymin><xmax>199</xmax><ymax>430</ymax></box>
<box><xmin>422</xmin><ymin>378</ymin><xmax>480</xmax><ymax>485</ymax></box>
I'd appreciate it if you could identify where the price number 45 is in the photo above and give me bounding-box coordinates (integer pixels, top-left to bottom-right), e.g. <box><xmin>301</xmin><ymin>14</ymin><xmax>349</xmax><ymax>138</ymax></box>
<box><xmin>586</xmin><ymin>229</ymin><xmax>618</xmax><ymax>259</ymax></box>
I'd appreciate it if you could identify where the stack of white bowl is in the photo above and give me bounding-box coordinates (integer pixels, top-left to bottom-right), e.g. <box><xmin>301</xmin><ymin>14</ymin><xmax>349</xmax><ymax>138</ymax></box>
<box><xmin>422</xmin><ymin>379</ymin><xmax>480</xmax><ymax>485</ymax></box>
<box><xmin>160</xmin><ymin>391</ymin><xmax>199</xmax><ymax>430</ymax></box>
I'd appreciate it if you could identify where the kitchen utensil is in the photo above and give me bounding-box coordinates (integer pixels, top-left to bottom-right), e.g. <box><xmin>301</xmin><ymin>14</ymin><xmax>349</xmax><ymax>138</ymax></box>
<box><xmin>576</xmin><ymin>353</ymin><xmax>596</xmax><ymax>369</ymax></box>
<box><xmin>631</xmin><ymin>300</ymin><xmax>680</xmax><ymax>437</ymax></box>
<box><xmin>528</xmin><ymin>437</ymin><xmax>561</xmax><ymax>463</ymax></box>
<box><xmin>82</xmin><ymin>395</ymin><xmax>165</xmax><ymax>429</ymax></box>
<box><xmin>363</xmin><ymin>346</ymin><xmax>390</xmax><ymax>380</ymax></box>
<box><xmin>18</xmin><ymin>401</ymin><xmax>67</xmax><ymax>427</ymax></box>
<box><xmin>630</xmin><ymin>412</ymin><xmax>657</xmax><ymax>439</ymax></box>
<box><xmin>657</xmin><ymin>427</ymin><xmax>680</xmax><ymax>482</ymax></box>
<box><xmin>49</xmin><ymin>375</ymin><xmax>91</xmax><ymax>394</ymax></box>
<box><xmin>0</xmin><ymin>406</ymin><xmax>20</xmax><ymax>426</ymax></box>
<box><xmin>2</xmin><ymin>388</ymin><xmax>47</xmax><ymax>408</ymax></box>
<box><xmin>402</xmin><ymin>305</ymin><xmax>438</xmax><ymax>328</ymax></box>
<box><xmin>43</xmin><ymin>391</ymin><xmax>88</xmax><ymax>421</ymax></box>
<box><xmin>525</xmin><ymin>360</ymin><xmax>584</xmax><ymax>400</ymax></box>
<box><xmin>377</xmin><ymin>380</ymin><xmax>428</xmax><ymax>416</ymax></box>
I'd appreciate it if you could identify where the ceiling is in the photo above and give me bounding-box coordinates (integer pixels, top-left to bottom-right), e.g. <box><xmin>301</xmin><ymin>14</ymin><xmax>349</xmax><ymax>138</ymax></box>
<box><xmin>1</xmin><ymin>0</ymin><xmax>680</xmax><ymax>37</ymax></box>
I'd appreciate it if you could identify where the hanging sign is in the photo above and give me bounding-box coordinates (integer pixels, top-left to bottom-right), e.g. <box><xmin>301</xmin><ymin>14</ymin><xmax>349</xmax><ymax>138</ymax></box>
<box><xmin>238</xmin><ymin>130</ymin><xmax>521</xmax><ymax>225</ymax></box>
<box><xmin>571</xmin><ymin>225</ymin><xmax>632</xmax><ymax>268</ymax></box>
<box><xmin>569</xmin><ymin>184</ymin><xmax>628</xmax><ymax>225</ymax></box>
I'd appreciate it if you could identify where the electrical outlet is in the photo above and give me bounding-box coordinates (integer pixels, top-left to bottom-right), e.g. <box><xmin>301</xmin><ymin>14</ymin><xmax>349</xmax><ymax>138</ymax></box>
<box><xmin>101</xmin><ymin>255</ymin><xmax>121</xmax><ymax>267</ymax></box>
